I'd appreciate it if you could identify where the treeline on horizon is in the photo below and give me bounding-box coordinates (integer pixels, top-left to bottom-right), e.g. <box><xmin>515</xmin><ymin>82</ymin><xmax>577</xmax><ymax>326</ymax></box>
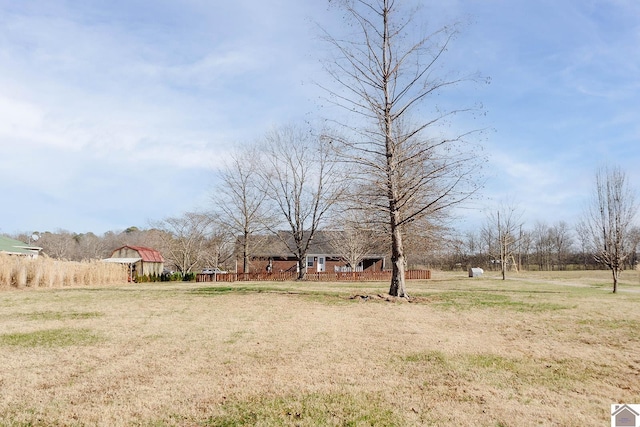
<box><xmin>6</xmin><ymin>217</ymin><xmax>639</xmax><ymax>274</ymax></box>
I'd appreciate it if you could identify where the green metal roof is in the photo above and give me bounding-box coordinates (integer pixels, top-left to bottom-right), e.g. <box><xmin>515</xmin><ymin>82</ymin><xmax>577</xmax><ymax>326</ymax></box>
<box><xmin>0</xmin><ymin>235</ymin><xmax>42</xmax><ymax>255</ymax></box>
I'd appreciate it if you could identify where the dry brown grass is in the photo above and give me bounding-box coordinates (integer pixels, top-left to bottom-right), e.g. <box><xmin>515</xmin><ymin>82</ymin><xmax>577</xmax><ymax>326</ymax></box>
<box><xmin>0</xmin><ymin>271</ymin><xmax>638</xmax><ymax>426</ymax></box>
<box><xmin>0</xmin><ymin>254</ymin><xmax>127</xmax><ymax>289</ymax></box>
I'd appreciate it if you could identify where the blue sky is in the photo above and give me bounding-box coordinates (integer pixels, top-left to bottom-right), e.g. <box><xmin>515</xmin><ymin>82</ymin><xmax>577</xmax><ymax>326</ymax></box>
<box><xmin>1</xmin><ymin>0</ymin><xmax>639</xmax><ymax>235</ymax></box>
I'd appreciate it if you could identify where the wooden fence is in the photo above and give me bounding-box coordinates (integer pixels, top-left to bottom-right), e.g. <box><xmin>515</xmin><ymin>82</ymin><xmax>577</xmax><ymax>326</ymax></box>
<box><xmin>196</xmin><ymin>270</ymin><xmax>430</xmax><ymax>283</ymax></box>
<box><xmin>406</xmin><ymin>270</ymin><xmax>432</xmax><ymax>280</ymax></box>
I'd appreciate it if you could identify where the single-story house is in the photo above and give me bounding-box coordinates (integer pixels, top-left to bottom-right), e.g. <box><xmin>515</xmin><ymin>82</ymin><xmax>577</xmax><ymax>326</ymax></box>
<box><xmin>103</xmin><ymin>245</ymin><xmax>164</xmax><ymax>277</ymax></box>
<box><xmin>0</xmin><ymin>235</ymin><xmax>42</xmax><ymax>258</ymax></box>
<box><xmin>236</xmin><ymin>231</ymin><xmax>385</xmax><ymax>274</ymax></box>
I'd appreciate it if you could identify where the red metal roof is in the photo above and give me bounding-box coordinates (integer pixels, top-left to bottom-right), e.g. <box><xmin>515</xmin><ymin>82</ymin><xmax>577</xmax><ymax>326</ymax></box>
<box><xmin>112</xmin><ymin>246</ymin><xmax>164</xmax><ymax>263</ymax></box>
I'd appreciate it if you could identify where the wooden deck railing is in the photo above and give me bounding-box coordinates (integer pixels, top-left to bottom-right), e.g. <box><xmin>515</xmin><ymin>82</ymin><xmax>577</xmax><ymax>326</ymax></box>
<box><xmin>196</xmin><ymin>270</ymin><xmax>430</xmax><ymax>283</ymax></box>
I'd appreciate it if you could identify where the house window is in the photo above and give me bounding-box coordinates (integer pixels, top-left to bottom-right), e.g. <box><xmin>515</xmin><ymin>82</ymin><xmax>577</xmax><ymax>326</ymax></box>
<box><xmin>307</xmin><ymin>257</ymin><xmax>314</xmax><ymax>267</ymax></box>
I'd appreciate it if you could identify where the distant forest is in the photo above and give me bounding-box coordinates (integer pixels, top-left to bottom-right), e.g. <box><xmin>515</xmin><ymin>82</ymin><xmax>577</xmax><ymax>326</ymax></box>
<box><xmin>9</xmin><ymin>215</ymin><xmax>639</xmax><ymax>275</ymax></box>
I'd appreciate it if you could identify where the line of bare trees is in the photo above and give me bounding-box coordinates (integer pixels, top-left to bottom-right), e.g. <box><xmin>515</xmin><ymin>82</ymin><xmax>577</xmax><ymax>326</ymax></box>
<box><xmin>19</xmin><ymin>200</ymin><xmax>639</xmax><ymax>279</ymax></box>
<box><xmin>435</xmin><ymin>166</ymin><xmax>640</xmax><ymax>292</ymax></box>
<box><xmin>430</xmin><ymin>220</ymin><xmax>639</xmax><ymax>276</ymax></box>
<box><xmin>446</xmin><ymin>219</ymin><xmax>639</xmax><ymax>273</ymax></box>
<box><xmin>11</xmin><ymin>163</ymin><xmax>638</xmax><ymax>295</ymax></box>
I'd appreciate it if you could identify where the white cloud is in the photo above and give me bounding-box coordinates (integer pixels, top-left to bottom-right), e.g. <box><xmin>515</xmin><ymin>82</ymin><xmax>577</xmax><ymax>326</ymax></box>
<box><xmin>0</xmin><ymin>96</ymin><xmax>43</xmax><ymax>130</ymax></box>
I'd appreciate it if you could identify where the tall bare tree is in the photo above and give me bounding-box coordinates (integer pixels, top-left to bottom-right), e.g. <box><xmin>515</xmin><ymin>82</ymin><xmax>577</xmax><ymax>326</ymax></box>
<box><xmin>628</xmin><ymin>226</ymin><xmax>640</xmax><ymax>268</ymax></box>
<box><xmin>549</xmin><ymin>221</ymin><xmax>573</xmax><ymax>270</ymax></box>
<box><xmin>574</xmin><ymin>220</ymin><xmax>591</xmax><ymax>270</ymax></box>
<box><xmin>152</xmin><ymin>212</ymin><xmax>214</xmax><ymax>275</ymax></box>
<box><xmin>531</xmin><ymin>221</ymin><xmax>553</xmax><ymax>271</ymax></box>
<box><xmin>583</xmin><ymin>166</ymin><xmax>638</xmax><ymax>293</ymax></box>
<box><xmin>215</xmin><ymin>147</ymin><xmax>272</xmax><ymax>273</ymax></box>
<box><xmin>258</xmin><ymin>124</ymin><xmax>344</xmax><ymax>279</ymax></box>
<box><xmin>327</xmin><ymin>210</ymin><xmax>384</xmax><ymax>272</ymax></box>
<box><xmin>321</xmin><ymin>0</ymin><xmax>485</xmax><ymax>296</ymax></box>
<box><xmin>73</xmin><ymin>232</ymin><xmax>108</xmax><ymax>261</ymax></box>
<box><xmin>482</xmin><ymin>201</ymin><xmax>524</xmax><ymax>280</ymax></box>
<box><xmin>518</xmin><ymin>228</ymin><xmax>533</xmax><ymax>271</ymax></box>
<box><xmin>36</xmin><ymin>230</ymin><xmax>76</xmax><ymax>260</ymax></box>
<box><xmin>199</xmin><ymin>227</ymin><xmax>235</xmax><ymax>272</ymax></box>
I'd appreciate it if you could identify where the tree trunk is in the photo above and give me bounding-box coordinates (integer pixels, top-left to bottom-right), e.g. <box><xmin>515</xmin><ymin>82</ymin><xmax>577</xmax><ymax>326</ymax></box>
<box><xmin>242</xmin><ymin>231</ymin><xmax>249</xmax><ymax>274</ymax></box>
<box><xmin>501</xmin><ymin>243</ymin><xmax>506</xmax><ymax>280</ymax></box>
<box><xmin>498</xmin><ymin>210</ymin><xmax>506</xmax><ymax>281</ymax></box>
<box><xmin>612</xmin><ymin>267</ymin><xmax>619</xmax><ymax>293</ymax></box>
<box><xmin>389</xmin><ymin>221</ymin><xmax>407</xmax><ymax>297</ymax></box>
<box><xmin>297</xmin><ymin>258</ymin><xmax>306</xmax><ymax>280</ymax></box>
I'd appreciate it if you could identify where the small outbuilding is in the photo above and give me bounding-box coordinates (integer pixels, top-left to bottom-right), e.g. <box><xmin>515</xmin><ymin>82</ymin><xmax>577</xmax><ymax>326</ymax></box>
<box><xmin>103</xmin><ymin>245</ymin><xmax>164</xmax><ymax>278</ymax></box>
<box><xmin>468</xmin><ymin>267</ymin><xmax>484</xmax><ymax>278</ymax></box>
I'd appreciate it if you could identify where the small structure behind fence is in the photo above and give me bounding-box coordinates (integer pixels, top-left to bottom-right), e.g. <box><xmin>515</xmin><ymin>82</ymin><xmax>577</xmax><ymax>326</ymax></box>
<box><xmin>196</xmin><ymin>270</ymin><xmax>430</xmax><ymax>283</ymax></box>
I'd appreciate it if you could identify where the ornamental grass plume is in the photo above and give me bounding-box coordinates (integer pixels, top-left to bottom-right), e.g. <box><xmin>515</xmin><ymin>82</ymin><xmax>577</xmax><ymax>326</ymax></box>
<box><xmin>0</xmin><ymin>253</ymin><xmax>127</xmax><ymax>289</ymax></box>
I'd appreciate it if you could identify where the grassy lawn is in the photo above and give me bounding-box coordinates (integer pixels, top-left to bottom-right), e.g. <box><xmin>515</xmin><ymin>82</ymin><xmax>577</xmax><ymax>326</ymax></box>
<box><xmin>0</xmin><ymin>270</ymin><xmax>639</xmax><ymax>426</ymax></box>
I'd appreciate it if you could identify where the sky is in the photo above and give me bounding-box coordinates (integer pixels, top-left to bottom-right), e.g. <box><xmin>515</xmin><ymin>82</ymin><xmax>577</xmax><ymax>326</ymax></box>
<box><xmin>1</xmin><ymin>0</ymin><xmax>639</xmax><ymax>236</ymax></box>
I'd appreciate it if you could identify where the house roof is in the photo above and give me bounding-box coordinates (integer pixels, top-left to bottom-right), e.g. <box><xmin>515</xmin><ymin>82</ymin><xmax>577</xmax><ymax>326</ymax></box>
<box><xmin>241</xmin><ymin>231</ymin><xmax>384</xmax><ymax>258</ymax></box>
<box><xmin>0</xmin><ymin>235</ymin><xmax>42</xmax><ymax>256</ymax></box>
<box><xmin>244</xmin><ymin>231</ymin><xmax>334</xmax><ymax>258</ymax></box>
<box><xmin>111</xmin><ymin>245</ymin><xmax>164</xmax><ymax>263</ymax></box>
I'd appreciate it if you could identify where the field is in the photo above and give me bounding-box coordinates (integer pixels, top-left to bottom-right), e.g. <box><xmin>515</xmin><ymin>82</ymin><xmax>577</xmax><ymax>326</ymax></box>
<box><xmin>0</xmin><ymin>270</ymin><xmax>639</xmax><ymax>426</ymax></box>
